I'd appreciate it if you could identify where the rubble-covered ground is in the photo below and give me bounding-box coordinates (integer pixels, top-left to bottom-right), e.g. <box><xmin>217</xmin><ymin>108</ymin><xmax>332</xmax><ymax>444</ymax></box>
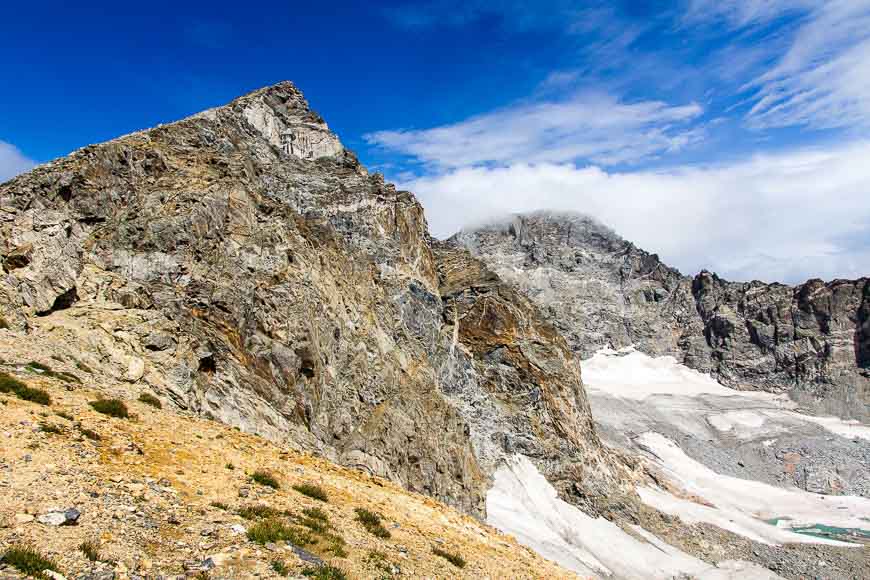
<box><xmin>0</xmin><ymin>345</ymin><xmax>576</xmax><ymax>580</ymax></box>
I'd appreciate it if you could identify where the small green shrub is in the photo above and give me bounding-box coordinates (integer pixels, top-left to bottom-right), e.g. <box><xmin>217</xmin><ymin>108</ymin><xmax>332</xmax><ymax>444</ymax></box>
<box><xmin>210</xmin><ymin>501</ymin><xmax>229</xmax><ymax>511</ymax></box>
<box><xmin>89</xmin><ymin>399</ymin><xmax>129</xmax><ymax>419</ymax></box>
<box><xmin>302</xmin><ymin>564</ymin><xmax>348</xmax><ymax>580</ymax></box>
<box><xmin>246</xmin><ymin>518</ymin><xmax>313</xmax><ymax>546</ymax></box>
<box><xmin>293</xmin><ymin>482</ymin><xmax>328</xmax><ymax>502</ymax></box>
<box><xmin>137</xmin><ymin>393</ymin><xmax>162</xmax><ymax>409</ymax></box>
<box><xmin>366</xmin><ymin>551</ymin><xmax>397</xmax><ymax>577</ymax></box>
<box><xmin>56</xmin><ymin>410</ymin><xmax>74</xmax><ymax>421</ymax></box>
<box><xmin>0</xmin><ymin>372</ymin><xmax>25</xmax><ymax>394</ymax></box>
<box><xmin>39</xmin><ymin>422</ymin><xmax>63</xmax><ymax>435</ymax></box>
<box><xmin>26</xmin><ymin>361</ymin><xmax>52</xmax><ymax>372</ymax></box>
<box><xmin>432</xmin><ymin>547</ymin><xmax>466</xmax><ymax>569</ymax></box>
<box><xmin>298</xmin><ymin>514</ymin><xmax>329</xmax><ymax>534</ymax></box>
<box><xmin>25</xmin><ymin>361</ymin><xmax>81</xmax><ymax>384</ymax></box>
<box><xmin>271</xmin><ymin>559</ymin><xmax>291</xmax><ymax>576</ymax></box>
<box><xmin>0</xmin><ymin>372</ymin><xmax>51</xmax><ymax>405</ymax></box>
<box><xmin>250</xmin><ymin>469</ymin><xmax>280</xmax><ymax>489</ymax></box>
<box><xmin>2</xmin><ymin>544</ymin><xmax>61</xmax><ymax>578</ymax></box>
<box><xmin>79</xmin><ymin>540</ymin><xmax>100</xmax><ymax>562</ymax></box>
<box><xmin>354</xmin><ymin>508</ymin><xmax>391</xmax><ymax>539</ymax></box>
<box><xmin>18</xmin><ymin>386</ymin><xmax>51</xmax><ymax>405</ymax></box>
<box><xmin>321</xmin><ymin>532</ymin><xmax>348</xmax><ymax>557</ymax></box>
<box><xmin>238</xmin><ymin>504</ymin><xmax>280</xmax><ymax>520</ymax></box>
<box><xmin>79</xmin><ymin>426</ymin><xmax>101</xmax><ymax>441</ymax></box>
<box><xmin>302</xmin><ymin>506</ymin><xmax>329</xmax><ymax>522</ymax></box>
<box><xmin>225</xmin><ymin>462</ymin><xmax>235</xmax><ymax>470</ymax></box>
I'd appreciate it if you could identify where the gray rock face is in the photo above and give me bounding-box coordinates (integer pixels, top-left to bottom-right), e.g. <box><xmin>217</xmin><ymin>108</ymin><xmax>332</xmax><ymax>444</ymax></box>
<box><xmin>453</xmin><ymin>212</ymin><xmax>870</xmax><ymax>422</ymax></box>
<box><xmin>0</xmin><ymin>83</ymin><xmax>621</xmax><ymax>517</ymax></box>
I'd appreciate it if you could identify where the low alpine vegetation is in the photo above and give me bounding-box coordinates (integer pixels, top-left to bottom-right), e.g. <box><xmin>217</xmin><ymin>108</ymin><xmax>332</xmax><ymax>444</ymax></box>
<box><xmin>79</xmin><ymin>426</ymin><xmax>101</xmax><ymax>441</ymax></box>
<box><xmin>210</xmin><ymin>501</ymin><xmax>229</xmax><ymax>511</ymax></box>
<box><xmin>25</xmin><ymin>361</ymin><xmax>81</xmax><ymax>384</ymax></box>
<box><xmin>302</xmin><ymin>564</ymin><xmax>348</xmax><ymax>580</ymax></box>
<box><xmin>432</xmin><ymin>547</ymin><xmax>466</xmax><ymax>569</ymax></box>
<box><xmin>79</xmin><ymin>540</ymin><xmax>101</xmax><ymax>562</ymax></box>
<box><xmin>238</xmin><ymin>504</ymin><xmax>281</xmax><ymax>520</ymax></box>
<box><xmin>0</xmin><ymin>372</ymin><xmax>51</xmax><ymax>405</ymax></box>
<box><xmin>271</xmin><ymin>559</ymin><xmax>291</xmax><ymax>576</ymax></box>
<box><xmin>39</xmin><ymin>422</ymin><xmax>63</xmax><ymax>435</ymax></box>
<box><xmin>2</xmin><ymin>544</ymin><xmax>61</xmax><ymax>578</ymax></box>
<box><xmin>250</xmin><ymin>469</ymin><xmax>280</xmax><ymax>489</ymax></box>
<box><xmin>366</xmin><ymin>551</ymin><xmax>398</xmax><ymax>577</ymax></box>
<box><xmin>302</xmin><ymin>506</ymin><xmax>329</xmax><ymax>522</ymax></box>
<box><xmin>56</xmin><ymin>410</ymin><xmax>74</xmax><ymax>421</ymax></box>
<box><xmin>89</xmin><ymin>398</ymin><xmax>129</xmax><ymax>419</ymax></box>
<box><xmin>320</xmin><ymin>532</ymin><xmax>348</xmax><ymax>558</ymax></box>
<box><xmin>246</xmin><ymin>518</ymin><xmax>313</xmax><ymax>546</ymax></box>
<box><xmin>285</xmin><ymin>507</ymin><xmax>346</xmax><ymax>557</ymax></box>
<box><xmin>354</xmin><ymin>507</ymin><xmax>391</xmax><ymax>539</ymax></box>
<box><xmin>137</xmin><ymin>392</ymin><xmax>162</xmax><ymax>408</ymax></box>
<box><xmin>292</xmin><ymin>482</ymin><xmax>328</xmax><ymax>502</ymax></box>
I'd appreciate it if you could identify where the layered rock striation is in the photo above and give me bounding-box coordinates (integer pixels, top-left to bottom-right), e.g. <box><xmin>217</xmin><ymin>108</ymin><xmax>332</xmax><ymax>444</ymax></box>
<box><xmin>0</xmin><ymin>84</ymin><xmax>624</xmax><ymax>518</ymax></box>
<box><xmin>453</xmin><ymin>212</ymin><xmax>870</xmax><ymax>422</ymax></box>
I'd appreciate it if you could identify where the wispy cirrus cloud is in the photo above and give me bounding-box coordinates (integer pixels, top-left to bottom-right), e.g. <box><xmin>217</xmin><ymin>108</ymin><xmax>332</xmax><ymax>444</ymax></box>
<box><xmin>683</xmin><ymin>0</ymin><xmax>811</xmax><ymax>28</ymax></box>
<box><xmin>365</xmin><ymin>92</ymin><xmax>704</xmax><ymax>168</ymax></box>
<box><xmin>745</xmin><ymin>2</ymin><xmax>870</xmax><ymax>130</ymax></box>
<box><xmin>0</xmin><ymin>141</ymin><xmax>35</xmax><ymax>183</ymax></box>
<box><xmin>688</xmin><ymin>0</ymin><xmax>870</xmax><ymax>131</ymax></box>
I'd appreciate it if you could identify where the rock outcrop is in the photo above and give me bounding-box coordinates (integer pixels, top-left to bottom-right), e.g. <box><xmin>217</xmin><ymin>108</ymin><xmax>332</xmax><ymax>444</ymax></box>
<box><xmin>453</xmin><ymin>212</ymin><xmax>870</xmax><ymax>422</ymax></box>
<box><xmin>0</xmin><ymin>83</ymin><xmax>623</xmax><ymax>519</ymax></box>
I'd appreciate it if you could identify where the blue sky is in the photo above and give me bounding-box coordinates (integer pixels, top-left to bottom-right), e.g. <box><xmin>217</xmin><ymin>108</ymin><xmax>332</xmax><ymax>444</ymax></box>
<box><xmin>3</xmin><ymin>0</ymin><xmax>870</xmax><ymax>282</ymax></box>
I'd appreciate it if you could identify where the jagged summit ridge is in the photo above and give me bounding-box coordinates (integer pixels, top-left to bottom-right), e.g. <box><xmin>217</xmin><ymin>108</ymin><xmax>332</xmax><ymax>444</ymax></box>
<box><xmin>455</xmin><ymin>212</ymin><xmax>870</xmax><ymax>421</ymax></box>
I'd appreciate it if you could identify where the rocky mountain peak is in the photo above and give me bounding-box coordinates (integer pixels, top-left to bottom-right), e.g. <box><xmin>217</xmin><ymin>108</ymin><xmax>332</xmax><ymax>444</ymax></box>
<box><xmin>227</xmin><ymin>81</ymin><xmax>345</xmax><ymax>161</ymax></box>
<box><xmin>0</xmin><ymin>83</ymin><xmax>627</xmax><ymax>523</ymax></box>
<box><xmin>455</xmin><ymin>211</ymin><xmax>870</xmax><ymax>422</ymax></box>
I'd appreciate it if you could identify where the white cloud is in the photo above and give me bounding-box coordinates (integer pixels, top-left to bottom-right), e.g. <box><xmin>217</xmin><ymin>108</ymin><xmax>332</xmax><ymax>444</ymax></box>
<box><xmin>745</xmin><ymin>1</ymin><xmax>870</xmax><ymax>130</ymax></box>
<box><xmin>403</xmin><ymin>140</ymin><xmax>870</xmax><ymax>284</ymax></box>
<box><xmin>366</xmin><ymin>93</ymin><xmax>703</xmax><ymax>168</ymax></box>
<box><xmin>688</xmin><ymin>0</ymin><xmax>870</xmax><ymax>131</ymax></box>
<box><xmin>684</xmin><ymin>0</ymin><xmax>811</xmax><ymax>28</ymax></box>
<box><xmin>0</xmin><ymin>141</ymin><xmax>35</xmax><ymax>183</ymax></box>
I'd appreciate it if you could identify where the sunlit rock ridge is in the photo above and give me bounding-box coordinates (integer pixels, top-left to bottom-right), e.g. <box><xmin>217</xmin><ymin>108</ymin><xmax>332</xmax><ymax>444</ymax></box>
<box><xmin>0</xmin><ymin>82</ymin><xmax>626</xmax><ymax>520</ymax></box>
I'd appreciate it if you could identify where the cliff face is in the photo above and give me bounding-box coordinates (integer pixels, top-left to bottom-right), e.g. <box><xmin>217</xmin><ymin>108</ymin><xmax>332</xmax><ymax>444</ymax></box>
<box><xmin>453</xmin><ymin>212</ymin><xmax>870</xmax><ymax>422</ymax></box>
<box><xmin>0</xmin><ymin>84</ymin><xmax>621</xmax><ymax>517</ymax></box>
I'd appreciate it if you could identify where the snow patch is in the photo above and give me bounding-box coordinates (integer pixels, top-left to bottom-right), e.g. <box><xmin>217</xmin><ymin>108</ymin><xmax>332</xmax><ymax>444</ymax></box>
<box><xmin>637</xmin><ymin>431</ymin><xmax>870</xmax><ymax>545</ymax></box>
<box><xmin>486</xmin><ymin>454</ymin><xmax>783</xmax><ymax>579</ymax></box>
<box><xmin>582</xmin><ymin>348</ymin><xmax>783</xmax><ymax>402</ymax></box>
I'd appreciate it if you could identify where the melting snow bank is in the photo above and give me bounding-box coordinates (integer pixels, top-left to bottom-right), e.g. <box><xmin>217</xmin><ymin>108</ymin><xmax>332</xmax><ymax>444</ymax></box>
<box><xmin>583</xmin><ymin>347</ymin><xmax>870</xmax><ymax>443</ymax></box>
<box><xmin>636</xmin><ymin>432</ymin><xmax>870</xmax><ymax>546</ymax></box>
<box><xmin>486</xmin><ymin>455</ymin><xmax>783</xmax><ymax>579</ymax></box>
<box><xmin>582</xmin><ymin>348</ymin><xmax>780</xmax><ymax>401</ymax></box>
